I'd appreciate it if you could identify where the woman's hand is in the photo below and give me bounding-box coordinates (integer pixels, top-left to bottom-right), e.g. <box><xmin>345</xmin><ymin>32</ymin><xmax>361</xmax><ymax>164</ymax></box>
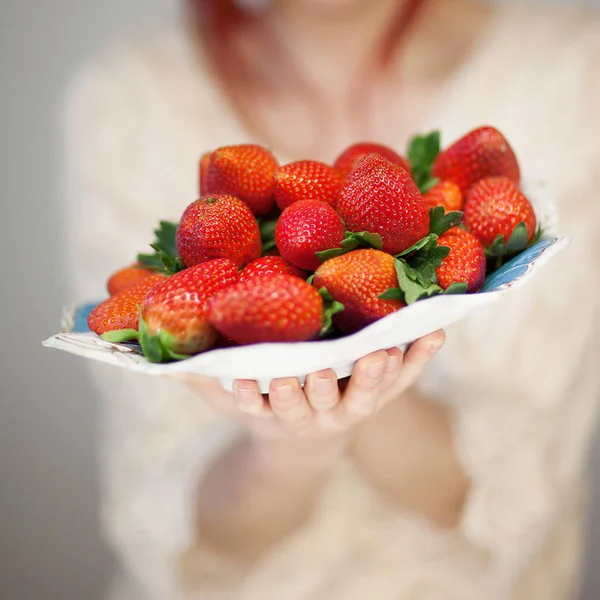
<box><xmin>175</xmin><ymin>330</ymin><xmax>445</xmax><ymax>443</ymax></box>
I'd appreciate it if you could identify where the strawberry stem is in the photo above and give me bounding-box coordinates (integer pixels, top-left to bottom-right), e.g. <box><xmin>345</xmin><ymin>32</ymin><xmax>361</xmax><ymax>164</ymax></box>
<box><xmin>101</xmin><ymin>329</ymin><xmax>139</xmax><ymax>343</ymax></box>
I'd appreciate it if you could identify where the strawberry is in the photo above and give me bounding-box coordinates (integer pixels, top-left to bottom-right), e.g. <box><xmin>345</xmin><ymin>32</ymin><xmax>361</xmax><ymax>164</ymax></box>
<box><xmin>275</xmin><ymin>199</ymin><xmax>345</xmax><ymax>272</ymax></box>
<box><xmin>88</xmin><ymin>274</ymin><xmax>164</xmax><ymax>336</ymax></box>
<box><xmin>129</xmin><ymin>259</ymin><xmax>240</xmax><ymax>360</ymax></box>
<box><xmin>334</xmin><ymin>142</ymin><xmax>410</xmax><ymax>178</ymax></box>
<box><xmin>199</xmin><ymin>152</ymin><xmax>211</xmax><ymax>196</ymax></box>
<box><xmin>273</xmin><ymin>160</ymin><xmax>343</xmax><ymax>210</ymax></box>
<box><xmin>107</xmin><ymin>264</ymin><xmax>156</xmax><ymax>296</ymax></box>
<box><xmin>176</xmin><ymin>194</ymin><xmax>262</xmax><ymax>269</ymax></box>
<box><xmin>463</xmin><ymin>176</ymin><xmax>537</xmax><ymax>249</ymax></box>
<box><xmin>313</xmin><ymin>249</ymin><xmax>403</xmax><ymax>334</ymax></box>
<box><xmin>240</xmin><ymin>255</ymin><xmax>306</xmax><ymax>283</ymax></box>
<box><xmin>207</xmin><ymin>274</ymin><xmax>323</xmax><ymax>344</ymax></box>
<box><xmin>432</xmin><ymin>126</ymin><xmax>520</xmax><ymax>195</ymax></box>
<box><xmin>436</xmin><ymin>228</ymin><xmax>486</xmax><ymax>293</ymax></box>
<box><xmin>422</xmin><ymin>180</ymin><xmax>463</xmax><ymax>213</ymax></box>
<box><xmin>204</xmin><ymin>144</ymin><xmax>279</xmax><ymax>216</ymax></box>
<box><xmin>336</xmin><ymin>154</ymin><xmax>429</xmax><ymax>255</ymax></box>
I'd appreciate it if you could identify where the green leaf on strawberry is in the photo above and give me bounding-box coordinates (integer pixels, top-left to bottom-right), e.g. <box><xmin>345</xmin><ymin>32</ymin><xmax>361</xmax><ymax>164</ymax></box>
<box><xmin>408</xmin><ymin>131</ymin><xmax>441</xmax><ymax>194</ymax></box>
<box><xmin>443</xmin><ymin>282</ymin><xmax>469</xmax><ymax>295</ymax></box>
<box><xmin>395</xmin><ymin>233</ymin><xmax>438</xmax><ymax>258</ymax></box>
<box><xmin>316</xmin><ymin>231</ymin><xmax>384</xmax><ymax>261</ymax></box>
<box><xmin>428</xmin><ymin>206</ymin><xmax>464</xmax><ymax>237</ymax></box>
<box><xmin>258</xmin><ymin>217</ymin><xmax>279</xmax><ymax>254</ymax></box>
<box><xmin>381</xmin><ymin>258</ymin><xmax>444</xmax><ymax>305</ymax></box>
<box><xmin>407</xmin><ymin>244</ymin><xmax>451</xmax><ymax>287</ymax></box>
<box><xmin>101</xmin><ymin>329</ymin><xmax>140</xmax><ymax>344</ymax></box>
<box><xmin>318</xmin><ymin>287</ymin><xmax>345</xmax><ymax>337</ymax></box>
<box><xmin>531</xmin><ymin>223</ymin><xmax>544</xmax><ymax>245</ymax></box>
<box><xmin>137</xmin><ymin>315</ymin><xmax>189</xmax><ymax>363</ymax></box>
<box><xmin>485</xmin><ymin>222</ymin><xmax>529</xmax><ymax>259</ymax></box>
<box><xmin>378</xmin><ymin>287</ymin><xmax>405</xmax><ymax>301</ymax></box>
<box><xmin>396</xmin><ymin>234</ymin><xmax>450</xmax><ymax>286</ymax></box>
<box><xmin>138</xmin><ymin>220</ymin><xmax>185</xmax><ymax>275</ymax></box>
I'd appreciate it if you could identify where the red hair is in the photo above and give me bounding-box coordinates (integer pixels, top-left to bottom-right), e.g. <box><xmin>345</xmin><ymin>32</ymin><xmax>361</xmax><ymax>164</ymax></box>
<box><xmin>187</xmin><ymin>0</ymin><xmax>425</xmax><ymax>154</ymax></box>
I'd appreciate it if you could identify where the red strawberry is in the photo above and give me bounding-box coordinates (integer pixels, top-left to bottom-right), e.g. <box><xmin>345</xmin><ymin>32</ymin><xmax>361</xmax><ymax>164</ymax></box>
<box><xmin>422</xmin><ymin>181</ymin><xmax>463</xmax><ymax>213</ymax></box>
<box><xmin>313</xmin><ymin>249</ymin><xmax>403</xmax><ymax>334</ymax></box>
<box><xmin>334</xmin><ymin>142</ymin><xmax>410</xmax><ymax>178</ymax></box>
<box><xmin>432</xmin><ymin>126</ymin><xmax>520</xmax><ymax>195</ymax></box>
<box><xmin>436</xmin><ymin>228</ymin><xmax>486</xmax><ymax>293</ymax></box>
<box><xmin>207</xmin><ymin>274</ymin><xmax>323</xmax><ymax>344</ymax></box>
<box><xmin>463</xmin><ymin>177</ymin><xmax>537</xmax><ymax>248</ymax></box>
<box><xmin>336</xmin><ymin>154</ymin><xmax>429</xmax><ymax>255</ymax></box>
<box><xmin>275</xmin><ymin>199</ymin><xmax>345</xmax><ymax>272</ymax></box>
<box><xmin>240</xmin><ymin>255</ymin><xmax>306</xmax><ymax>283</ymax></box>
<box><xmin>133</xmin><ymin>259</ymin><xmax>239</xmax><ymax>359</ymax></box>
<box><xmin>88</xmin><ymin>274</ymin><xmax>164</xmax><ymax>336</ymax></box>
<box><xmin>199</xmin><ymin>152</ymin><xmax>211</xmax><ymax>196</ymax></box>
<box><xmin>204</xmin><ymin>144</ymin><xmax>279</xmax><ymax>216</ymax></box>
<box><xmin>176</xmin><ymin>194</ymin><xmax>262</xmax><ymax>269</ymax></box>
<box><xmin>107</xmin><ymin>264</ymin><xmax>156</xmax><ymax>296</ymax></box>
<box><xmin>273</xmin><ymin>160</ymin><xmax>343</xmax><ymax>210</ymax></box>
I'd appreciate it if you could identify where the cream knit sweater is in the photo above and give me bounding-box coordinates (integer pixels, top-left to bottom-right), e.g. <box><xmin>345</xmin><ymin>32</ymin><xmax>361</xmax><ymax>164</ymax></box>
<box><xmin>63</xmin><ymin>4</ymin><xmax>600</xmax><ymax>599</ymax></box>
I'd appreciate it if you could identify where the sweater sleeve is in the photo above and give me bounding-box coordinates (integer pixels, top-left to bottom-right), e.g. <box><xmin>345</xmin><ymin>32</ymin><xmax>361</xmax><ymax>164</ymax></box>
<box><xmin>61</xmin><ymin>46</ymin><xmax>247</xmax><ymax>599</ymax></box>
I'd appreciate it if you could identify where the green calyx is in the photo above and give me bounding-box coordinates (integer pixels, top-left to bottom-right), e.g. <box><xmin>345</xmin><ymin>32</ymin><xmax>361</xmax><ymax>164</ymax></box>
<box><xmin>378</xmin><ymin>228</ymin><xmax>469</xmax><ymax>305</ymax></box>
<box><xmin>485</xmin><ymin>222</ymin><xmax>544</xmax><ymax>271</ymax></box>
<box><xmin>408</xmin><ymin>130</ymin><xmax>441</xmax><ymax>193</ymax></box>
<box><xmin>318</xmin><ymin>287</ymin><xmax>345</xmax><ymax>338</ymax></box>
<box><xmin>316</xmin><ymin>231</ymin><xmax>384</xmax><ymax>262</ymax></box>
<box><xmin>100</xmin><ymin>315</ymin><xmax>189</xmax><ymax>363</ymax></box>
<box><xmin>428</xmin><ymin>206</ymin><xmax>464</xmax><ymax>237</ymax></box>
<box><xmin>137</xmin><ymin>315</ymin><xmax>189</xmax><ymax>363</ymax></box>
<box><xmin>258</xmin><ymin>215</ymin><xmax>279</xmax><ymax>255</ymax></box>
<box><xmin>137</xmin><ymin>220</ymin><xmax>185</xmax><ymax>275</ymax></box>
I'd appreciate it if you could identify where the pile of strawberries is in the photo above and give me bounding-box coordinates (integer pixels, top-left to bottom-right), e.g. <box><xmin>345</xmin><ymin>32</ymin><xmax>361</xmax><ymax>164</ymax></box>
<box><xmin>89</xmin><ymin>126</ymin><xmax>539</xmax><ymax>363</ymax></box>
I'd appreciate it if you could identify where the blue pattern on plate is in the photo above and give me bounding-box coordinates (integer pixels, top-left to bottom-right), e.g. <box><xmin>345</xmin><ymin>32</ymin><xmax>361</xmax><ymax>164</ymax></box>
<box><xmin>73</xmin><ymin>303</ymin><xmax>96</xmax><ymax>333</ymax></box>
<box><xmin>481</xmin><ymin>238</ymin><xmax>557</xmax><ymax>293</ymax></box>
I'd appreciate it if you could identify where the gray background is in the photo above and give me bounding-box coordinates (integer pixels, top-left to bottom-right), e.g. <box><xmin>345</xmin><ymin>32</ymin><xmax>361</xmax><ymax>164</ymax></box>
<box><xmin>0</xmin><ymin>1</ymin><xmax>598</xmax><ymax>598</ymax></box>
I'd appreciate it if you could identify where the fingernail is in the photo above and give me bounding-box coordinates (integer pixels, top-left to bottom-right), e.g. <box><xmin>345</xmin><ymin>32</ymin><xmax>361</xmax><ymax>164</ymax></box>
<box><xmin>429</xmin><ymin>342</ymin><xmax>444</xmax><ymax>355</ymax></box>
<box><xmin>368</xmin><ymin>359</ymin><xmax>387</xmax><ymax>378</ymax></box>
<box><xmin>273</xmin><ymin>383</ymin><xmax>294</xmax><ymax>401</ymax></box>
<box><xmin>315</xmin><ymin>376</ymin><xmax>334</xmax><ymax>395</ymax></box>
<box><xmin>234</xmin><ymin>383</ymin><xmax>262</xmax><ymax>414</ymax></box>
<box><xmin>385</xmin><ymin>354</ymin><xmax>402</xmax><ymax>373</ymax></box>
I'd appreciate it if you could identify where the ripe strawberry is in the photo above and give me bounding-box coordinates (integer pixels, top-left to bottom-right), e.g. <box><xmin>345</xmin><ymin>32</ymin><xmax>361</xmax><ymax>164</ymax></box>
<box><xmin>135</xmin><ymin>259</ymin><xmax>239</xmax><ymax>359</ymax></box>
<box><xmin>463</xmin><ymin>177</ymin><xmax>537</xmax><ymax>248</ymax></box>
<box><xmin>204</xmin><ymin>144</ymin><xmax>279</xmax><ymax>216</ymax></box>
<box><xmin>199</xmin><ymin>152</ymin><xmax>211</xmax><ymax>196</ymax></box>
<box><xmin>313</xmin><ymin>249</ymin><xmax>403</xmax><ymax>334</ymax></box>
<box><xmin>207</xmin><ymin>274</ymin><xmax>323</xmax><ymax>344</ymax></box>
<box><xmin>432</xmin><ymin>126</ymin><xmax>520</xmax><ymax>195</ymax></box>
<box><xmin>436</xmin><ymin>228</ymin><xmax>486</xmax><ymax>293</ymax></box>
<box><xmin>107</xmin><ymin>264</ymin><xmax>156</xmax><ymax>296</ymax></box>
<box><xmin>240</xmin><ymin>255</ymin><xmax>306</xmax><ymax>283</ymax></box>
<box><xmin>336</xmin><ymin>154</ymin><xmax>429</xmax><ymax>255</ymax></box>
<box><xmin>275</xmin><ymin>199</ymin><xmax>345</xmax><ymax>272</ymax></box>
<box><xmin>422</xmin><ymin>180</ymin><xmax>463</xmax><ymax>213</ymax></box>
<box><xmin>176</xmin><ymin>194</ymin><xmax>262</xmax><ymax>269</ymax></box>
<box><xmin>88</xmin><ymin>274</ymin><xmax>164</xmax><ymax>336</ymax></box>
<box><xmin>334</xmin><ymin>142</ymin><xmax>410</xmax><ymax>178</ymax></box>
<box><xmin>273</xmin><ymin>160</ymin><xmax>343</xmax><ymax>210</ymax></box>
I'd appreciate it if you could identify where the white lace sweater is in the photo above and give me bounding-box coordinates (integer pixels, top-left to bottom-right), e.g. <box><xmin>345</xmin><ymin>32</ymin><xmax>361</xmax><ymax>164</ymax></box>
<box><xmin>63</xmin><ymin>5</ymin><xmax>600</xmax><ymax>600</ymax></box>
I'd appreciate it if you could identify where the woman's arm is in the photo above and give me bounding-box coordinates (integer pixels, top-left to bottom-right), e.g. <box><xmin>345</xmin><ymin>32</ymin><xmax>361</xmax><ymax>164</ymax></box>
<box><xmin>350</xmin><ymin>387</ymin><xmax>469</xmax><ymax>528</ymax></box>
<box><xmin>195</xmin><ymin>434</ymin><xmax>345</xmax><ymax>561</ymax></box>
